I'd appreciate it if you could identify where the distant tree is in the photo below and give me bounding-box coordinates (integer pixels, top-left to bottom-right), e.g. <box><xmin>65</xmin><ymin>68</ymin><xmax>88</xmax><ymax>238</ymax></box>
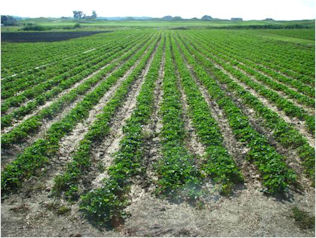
<box><xmin>92</xmin><ymin>10</ymin><xmax>97</xmax><ymax>19</ymax></box>
<box><xmin>201</xmin><ymin>15</ymin><xmax>212</xmax><ymax>21</ymax></box>
<box><xmin>1</xmin><ymin>15</ymin><xmax>17</xmax><ymax>26</ymax></box>
<box><xmin>73</xmin><ymin>11</ymin><xmax>83</xmax><ymax>20</ymax></box>
<box><xmin>231</xmin><ymin>17</ymin><xmax>243</xmax><ymax>21</ymax></box>
<box><xmin>162</xmin><ymin>15</ymin><xmax>173</xmax><ymax>21</ymax></box>
<box><xmin>173</xmin><ymin>16</ymin><xmax>182</xmax><ymax>21</ymax></box>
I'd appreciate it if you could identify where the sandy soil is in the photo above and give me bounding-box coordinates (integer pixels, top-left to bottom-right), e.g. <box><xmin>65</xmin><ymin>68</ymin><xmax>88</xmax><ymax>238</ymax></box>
<box><xmin>1</xmin><ymin>37</ymin><xmax>314</xmax><ymax>238</ymax></box>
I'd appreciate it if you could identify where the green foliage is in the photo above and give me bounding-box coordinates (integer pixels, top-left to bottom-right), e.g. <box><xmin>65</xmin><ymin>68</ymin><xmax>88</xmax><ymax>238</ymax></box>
<box><xmin>80</xmin><ymin>35</ymin><xmax>164</xmax><ymax>226</ymax></box>
<box><xmin>291</xmin><ymin>207</ymin><xmax>315</xmax><ymax>230</ymax></box>
<box><xmin>180</xmin><ymin>31</ymin><xmax>314</xmax><ymax>183</ymax></box>
<box><xmin>178</xmin><ymin>33</ymin><xmax>298</xmax><ymax>194</ymax></box>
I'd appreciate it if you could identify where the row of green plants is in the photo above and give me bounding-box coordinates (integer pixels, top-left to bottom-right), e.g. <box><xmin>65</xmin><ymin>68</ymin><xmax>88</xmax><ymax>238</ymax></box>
<box><xmin>52</xmin><ymin>35</ymin><xmax>161</xmax><ymax>200</ymax></box>
<box><xmin>1</xmin><ymin>34</ymin><xmax>151</xmax><ymax>129</ymax></box>
<box><xmin>2</xmin><ymin>33</ymin><xmax>133</xmax><ymax>100</ymax></box>
<box><xmin>233</xmin><ymin>30</ymin><xmax>315</xmax><ymax>80</ymax></box>
<box><xmin>1</xmin><ymin>35</ymin><xmax>155</xmax><ymax>149</ymax></box>
<box><xmin>179</xmin><ymin>34</ymin><xmax>314</xmax><ymax>183</ymax></box>
<box><xmin>191</xmin><ymin>33</ymin><xmax>315</xmax><ymax>99</ymax></box>
<box><xmin>193</xmin><ymin>30</ymin><xmax>314</xmax><ymax>85</ymax></box>
<box><xmin>183</xmin><ymin>34</ymin><xmax>315</xmax><ymax>135</ymax></box>
<box><xmin>181</xmin><ymin>36</ymin><xmax>315</xmax><ymax>182</ymax></box>
<box><xmin>79</xmin><ymin>36</ymin><xmax>164</xmax><ymax>228</ymax></box>
<box><xmin>2</xmin><ymin>41</ymin><xmax>88</xmax><ymax>78</ymax></box>
<box><xmin>176</xmin><ymin>35</ymin><xmax>297</xmax><ymax>194</ymax></box>
<box><xmin>171</xmin><ymin>37</ymin><xmax>244</xmax><ymax>194</ymax></box>
<box><xmin>153</xmin><ymin>36</ymin><xmax>202</xmax><ymax>200</ymax></box>
<box><xmin>2</xmin><ymin>31</ymin><xmax>123</xmax><ymax>78</ymax></box>
<box><xmin>186</xmin><ymin>33</ymin><xmax>315</xmax><ymax>106</ymax></box>
<box><xmin>1</xmin><ymin>35</ymin><xmax>159</xmax><ymax>195</ymax></box>
<box><xmin>1</xmin><ymin>34</ymin><xmax>148</xmax><ymax>114</ymax></box>
<box><xmin>236</xmin><ymin>63</ymin><xmax>314</xmax><ymax>108</ymax></box>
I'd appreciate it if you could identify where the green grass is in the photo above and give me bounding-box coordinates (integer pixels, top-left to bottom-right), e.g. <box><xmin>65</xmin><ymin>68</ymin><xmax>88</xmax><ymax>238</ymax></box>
<box><xmin>2</xmin><ymin>19</ymin><xmax>314</xmax><ymax>32</ymax></box>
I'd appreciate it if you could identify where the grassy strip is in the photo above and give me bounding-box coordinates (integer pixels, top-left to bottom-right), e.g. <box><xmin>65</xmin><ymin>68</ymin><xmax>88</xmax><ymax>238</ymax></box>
<box><xmin>181</xmin><ymin>34</ymin><xmax>315</xmax><ymax>182</ymax></box>
<box><xmin>79</xmin><ymin>35</ymin><xmax>164</xmax><ymax>227</ymax></box>
<box><xmin>53</xmin><ymin>35</ymin><xmax>161</xmax><ymax>200</ymax></box>
<box><xmin>1</xmin><ymin>34</ymin><xmax>157</xmax><ymax>195</ymax></box>
<box><xmin>177</xmin><ymin>35</ymin><xmax>297</xmax><ymax>194</ymax></box>
<box><xmin>171</xmin><ymin>37</ymin><xmax>243</xmax><ymax>195</ymax></box>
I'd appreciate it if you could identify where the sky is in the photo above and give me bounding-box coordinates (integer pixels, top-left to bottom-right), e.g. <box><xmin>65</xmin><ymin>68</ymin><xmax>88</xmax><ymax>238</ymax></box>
<box><xmin>1</xmin><ymin>0</ymin><xmax>315</xmax><ymax>20</ymax></box>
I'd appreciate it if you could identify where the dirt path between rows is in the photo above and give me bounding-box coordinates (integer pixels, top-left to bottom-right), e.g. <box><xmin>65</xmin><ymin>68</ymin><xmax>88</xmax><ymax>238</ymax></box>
<box><xmin>1</xmin><ymin>42</ymin><xmax>147</xmax><ymax>169</ymax></box>
<box><xmin>185</xmin><ymin>37</ymin><xmax>314</xmax><ymax>146</ymax></box>
<box><xmin>1</xmin><ymin>38</ymin><xmax>160</xmax><ymax>237</ymax></box>
<box><xmin>214</xmin><ymin>62</ymin><xmax>315</xmax><ymax>147</ymax></box>
<box><xmin>232</xmin><ymin>65</ymin><xmax>315</xmax><ymax>116</ymax></box>
<box><xmin>237</xmin><ymin>61</ymin><xmax>315</xmax><ymax>100</ymax></box>
<box><xmin>2</xmin><ymin>39</ymin><xmax>144</xmax><ymax>135</ymax></box>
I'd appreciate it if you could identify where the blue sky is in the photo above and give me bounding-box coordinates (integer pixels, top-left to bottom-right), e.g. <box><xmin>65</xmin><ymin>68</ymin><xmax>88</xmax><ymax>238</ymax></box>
<box><xmin>1</xmin><ymin>0</ymin><xmax>315</xmax><ymax>20</ymax></box>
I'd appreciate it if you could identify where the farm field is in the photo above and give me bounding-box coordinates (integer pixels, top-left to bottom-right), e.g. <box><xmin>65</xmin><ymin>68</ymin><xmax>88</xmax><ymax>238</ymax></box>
<box><xmin>1</xmin><ymin>28</ymin><xmax>315</xmax><ymax>236</ymax></box>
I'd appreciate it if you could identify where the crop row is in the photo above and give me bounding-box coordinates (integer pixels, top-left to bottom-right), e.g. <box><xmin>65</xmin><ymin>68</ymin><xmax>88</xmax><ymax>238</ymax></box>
<box><xmin>153</xmin><ymin>35</ymin><xmax>202</xmax><ymax>199</ymax></box>
<box><xmin>80</xmin><ymin>35</ymin><xmax>164</xmax><ymax>225</ymax></box>
<box><xmin>171</xmin><ymin>37</ymin><xmax>243</xmax><ymax>194</ymax></box>
<box><xmin>193</xmin><ymin>30</ymin><xmax>314</xmax><ymax>85</ymax></box>
<box><xmin>79</xmin><ymin>35</ymin><xmax>165</xmax><ymax>227</ymax></box>
<box><xmin>1</xmin><ymin>33</ymin><xmax>137</xmax><ymax>99</ymax></box>
<box><xmin>1</xmin><ymin>34</ymin><xmax>156</xmax><ymax>149</ymax></box>
<box><xmin>187</xmin><ymin>32</ymin><xmax>314</xmax><ymax>98</ymax></box>
<box><xmin>178</xmin><ymin>35</ymin><xmax>314</xmax><ymax>182</ymax></box>
<box><xmin>1</xmin><ymin>34</ymin><xmax>152</xmax><ymax>129</ymax></box>
<box><xmin>176</xmin><ymin>35</ymin><xmax>297</xmax><ymax>194</ymax></box>
<box><xmin>182</xmin><ymin>34</ymin><xmax>315</xmax><ymax>135</ymax></box>
<box><xmin>1</xmin><ymin>34</ymin><xmax>159</xmax><ymax>195</ymax></box>
<box><xmin>1</xmin><ymin>33</ymin><xmax>149</xmax><ymax>114</ymax></box>
<box><xmin>2</xmin><ymin>31</ymin><xmax>121</xmax><ymax>77</ymax></box>
<box><xmin>52</xmin><ymin>34</ymin><xmax>161</xmax><ymax>200</ymax></box>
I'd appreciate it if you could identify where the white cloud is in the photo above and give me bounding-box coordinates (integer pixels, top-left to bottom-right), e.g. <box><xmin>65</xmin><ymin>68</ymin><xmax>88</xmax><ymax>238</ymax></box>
<box><xmin>1</xmin><ymin>0</ymin><xmax>315</xmax><ymax>20</ymax></box>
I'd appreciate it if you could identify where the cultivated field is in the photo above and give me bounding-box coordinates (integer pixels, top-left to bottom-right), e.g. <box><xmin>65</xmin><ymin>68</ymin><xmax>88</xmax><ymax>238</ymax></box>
<box><xmin>1</xmin><ymin>28</ymin><xmax>315</xmax><ymax>236</ymax></box>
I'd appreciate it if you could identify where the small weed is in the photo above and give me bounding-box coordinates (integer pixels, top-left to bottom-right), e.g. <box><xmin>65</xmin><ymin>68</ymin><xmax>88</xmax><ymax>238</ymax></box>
<box><xmin>97</xmin><ymin>161</ymin><xmax>105</xmax><ymax>172</ymax></box>
<box><xmin>291</xmin><ymin>207</ymin><xmax>315</xmax><ymax>229</ymax></box>
<box><xmin>57</xmin><ymin>205</ymin><xmax>71</xmax><ymax>215</ymax></box>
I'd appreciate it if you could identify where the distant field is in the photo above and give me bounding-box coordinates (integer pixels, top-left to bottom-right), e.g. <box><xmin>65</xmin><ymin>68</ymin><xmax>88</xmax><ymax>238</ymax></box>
<box><xmin>1</xmin><ymin>18</ymin><xmax>314</xmax><ymax>32</ymax></box>
<box><xmin>1</xmin><ymin>28</ymin><xmax>315</xmax><ymax>237</ymax></box>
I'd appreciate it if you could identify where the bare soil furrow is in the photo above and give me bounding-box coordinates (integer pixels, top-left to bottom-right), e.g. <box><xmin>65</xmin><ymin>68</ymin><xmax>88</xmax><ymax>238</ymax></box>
<box><xmin>193</xmin><ymin>56</ymin><xmax>312</xmax><ymax>190</ymax></box>
<box><xmin>1</xmin><ymin>47</ymin><xmax>146</xmax><ymax>169</ymax></box>
<box><xmin>233</xmin><ymin>65</ymin><xmax>315</xmax><ymax>116</ymax></box>
<box><xmin>0</xmin><ymin>39</ymin><xmax>159</xmax><ymax>238</ymax></box>
<box><xmin>137</xmin><ymin>49</ymin><xmax>165</xmax><ymax>192</ymax></box>
<box><xmin>2</xmin><ymin>47</ymin><xmax>134</xmax><ymax>134</ymax></box>
<box><xmin>177</xmin><ymin>76</ymin><xmax>206</xmax><ymax>159</ymax></box>
<box><xmin>213</xmin><ymin>61</ymin><xmax>314</xmax><ymax>147</ymax></box>
<box><xmin>238</xmin><ymin>61</ymin><xmax>314</xmax><ymax>100</ymax></box>
<box><xmin>82</xmin><ymin>40</ymin><xmax>160</xmax><ymax>191</ymax></box>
